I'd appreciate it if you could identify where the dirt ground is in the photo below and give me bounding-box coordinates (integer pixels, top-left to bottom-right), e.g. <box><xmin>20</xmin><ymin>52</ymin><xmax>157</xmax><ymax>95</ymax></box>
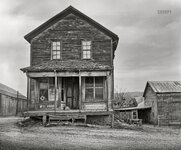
<box><xmin>0</xmin><ymin>117</ymin><xmax>181</xmax><ymax>150</ymax></box>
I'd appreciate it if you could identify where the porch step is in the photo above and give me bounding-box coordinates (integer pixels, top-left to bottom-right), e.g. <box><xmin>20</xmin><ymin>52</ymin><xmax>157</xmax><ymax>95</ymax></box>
<box><xmin>48</xmin><ymin>114</ymin><xmax>86</xmax><ymax>123</ymax></box>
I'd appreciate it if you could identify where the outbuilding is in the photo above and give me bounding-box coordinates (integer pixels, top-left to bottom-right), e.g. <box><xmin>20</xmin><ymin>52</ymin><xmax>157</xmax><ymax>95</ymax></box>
<box><xmin>143</xmin><ymin>81</ymin><xmax>181</xmax><ymax>126</ymax></box>
<box><xmin>0</xmin><ymin>83</ymin><xmax>27</xmax><ymax>116</ymax></box>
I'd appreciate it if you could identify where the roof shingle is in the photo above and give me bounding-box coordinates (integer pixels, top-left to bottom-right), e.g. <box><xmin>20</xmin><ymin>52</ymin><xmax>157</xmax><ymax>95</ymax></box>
<box><xmin>20</xmin><ymin>60</ymin><xmax>112</xmax><ymax>72</ymax></box>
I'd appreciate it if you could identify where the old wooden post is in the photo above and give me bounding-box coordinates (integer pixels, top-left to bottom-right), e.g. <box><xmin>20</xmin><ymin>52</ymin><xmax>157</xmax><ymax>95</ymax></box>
<box><xmin>42</xmin><ymin>115</ymin><xmax>47</xmax><ymax>126</ymax></box>
<box><xmin>79</xmin><ymin>71</ymin><xmax>82</xmax><ymax>110</ymax></box>
<box><xmin>111</xmin><ymin>113</ymin><xmax>114</xmax><ymax>128</ymax></box>
<box><xmin>27</xmin><ymin>76</ymin><xmax>30</xmax><ymax>111</ymax></box>
<box><xmin>54</xmin><ymin>70</ymin><xmax>57</xmax><ymax>114</ymax></box>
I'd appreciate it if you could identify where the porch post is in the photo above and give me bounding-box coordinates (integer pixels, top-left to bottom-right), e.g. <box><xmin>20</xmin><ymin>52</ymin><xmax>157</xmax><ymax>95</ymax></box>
<box><xmin>54</xmin><ymin>70</ymin><xmax>57</xmax><ymax>113</ymax></box>
<box><xmin>26</xmin><ymin>75</ymin><xmax>30</xmax><ymax>111</ymax></box>
<box><xmin>34</xmin><ymin>79</ymin><xmax>39</xmax><ymax>110</ymax></box>
<box><xmin>107</xmin><ymin>71</ymin><xmax>112</xmax><ymax>111</ymax></box>
<box><xmin>79</xmin><ymin>71</ymin><xmax>82</xmax><ymax>110</ymax></box>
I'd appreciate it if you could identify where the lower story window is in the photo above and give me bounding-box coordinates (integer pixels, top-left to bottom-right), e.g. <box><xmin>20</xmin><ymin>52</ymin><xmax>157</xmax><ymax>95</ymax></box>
<box><xmin>85</xmin><ymin>77</ymin><xmax>104</xmax><ymax>101</ymax></box>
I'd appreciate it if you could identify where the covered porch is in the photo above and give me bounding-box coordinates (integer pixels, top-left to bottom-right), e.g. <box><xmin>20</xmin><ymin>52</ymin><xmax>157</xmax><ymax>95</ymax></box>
<box><xmin>21</xmin><ymin>60</ymin><xmax>114</xmax><ymax>113</ymax></box>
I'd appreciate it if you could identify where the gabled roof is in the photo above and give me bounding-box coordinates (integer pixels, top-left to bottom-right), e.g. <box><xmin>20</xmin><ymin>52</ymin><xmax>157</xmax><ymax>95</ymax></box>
<box><xmin>24</xmin><ymin>5</ymin><xmax>119</xmax><ymax>51</ymax></box>
<box><xmin>0</xmin><ymin>83</ymin><xmax>26</xmax><ymax>99</ymax></box>
<box><xmin>20</xmin><ymin>60</ymin><xmax>112</xmax><ymax>72</ymax></box>
<box><xmin>143</xmin><ymin>81</ymin><xmax>181</xmax><ymax>97</ymax></box>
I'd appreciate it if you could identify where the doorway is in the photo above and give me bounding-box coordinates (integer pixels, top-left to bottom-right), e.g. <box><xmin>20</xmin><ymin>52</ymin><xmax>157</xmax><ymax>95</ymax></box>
<box><xmin>64</xmin><ymin>77</ymin><xmax>79</xmax><ymax>109</ymax></box>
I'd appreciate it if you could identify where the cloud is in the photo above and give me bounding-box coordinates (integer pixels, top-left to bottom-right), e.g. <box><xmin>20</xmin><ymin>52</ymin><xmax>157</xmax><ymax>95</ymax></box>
<box><xmin>0</xmin><ymin>0</ymin><xmax>180</xmax><ymax>94</ymax></box>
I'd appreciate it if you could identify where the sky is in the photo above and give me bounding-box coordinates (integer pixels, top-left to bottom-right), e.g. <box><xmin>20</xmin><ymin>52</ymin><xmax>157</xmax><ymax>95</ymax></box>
<box><xmin>0</xmin><ymin>0</ymin><xmax>180</xmax><ymax>95</ymax></box>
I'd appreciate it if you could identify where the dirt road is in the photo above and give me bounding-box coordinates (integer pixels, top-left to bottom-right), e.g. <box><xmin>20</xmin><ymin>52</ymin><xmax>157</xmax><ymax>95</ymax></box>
<box><xmin>0</xmin><ymin>117</ymin><xmax>181</xmax><ymax>150</ymax></box>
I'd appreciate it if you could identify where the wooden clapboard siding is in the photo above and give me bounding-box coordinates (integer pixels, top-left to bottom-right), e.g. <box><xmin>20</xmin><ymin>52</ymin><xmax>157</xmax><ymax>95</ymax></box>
<box><xmin>144</xmin><ymin>82</ymin><xmax>181</xmax><ymax>126</ymax></box>
<box><xmin>144</xmin><ymin>84</ymin><xmax>158</xmax><ymax>124</ymax></box>
<box><xmin>31</xmin><ymin>14</ymin><xmax>112</xmax><ymax>67</ymax></box>
<box><xmin>0</xmin><ymin>93</ymin><xmax>27</xmax><ymax>116</ymax></box>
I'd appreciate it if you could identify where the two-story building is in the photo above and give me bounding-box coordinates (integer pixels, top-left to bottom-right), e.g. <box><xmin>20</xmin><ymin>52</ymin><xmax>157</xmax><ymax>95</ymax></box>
<box><xmin>21</xmin><ymin>6</ymin><xmax>119</xmax><ymax>125</ymax></box>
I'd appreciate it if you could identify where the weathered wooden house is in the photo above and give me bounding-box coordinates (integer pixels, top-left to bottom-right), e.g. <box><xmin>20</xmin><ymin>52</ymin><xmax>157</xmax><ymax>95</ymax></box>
<box><xmin>21</xmin><ymin>6</ymin><xmax>119</xmax><ymax>125</ymax></box>
<box><xmin>143</xmin><ymin>81</ymin><xmax>181</xmax><ymax>126</ymax></box>
<box><xmin>0</xmin><ymin>83</ymin><xmax>27</xmax><ymax>116</ymax></box>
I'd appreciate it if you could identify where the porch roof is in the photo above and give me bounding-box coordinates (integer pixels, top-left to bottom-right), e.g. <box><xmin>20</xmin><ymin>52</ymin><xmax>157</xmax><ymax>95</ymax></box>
<box><xmin>20</xmin><ymin>60</ymin><xmax>112</xmax><ymax>72</ymax></box>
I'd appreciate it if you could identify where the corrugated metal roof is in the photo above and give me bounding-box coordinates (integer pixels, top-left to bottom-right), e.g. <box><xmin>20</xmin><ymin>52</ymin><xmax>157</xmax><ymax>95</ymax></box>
<box><xmin>114</xmin><ymin>101</ymin><xmax>151</xmax><ymax>111</ymax></box>
<box><xmin>21</xmin><ymin>60</ymin><xmax>112</xmax><ymax>72</ymax></box>
<box><xmin>145</xmin><ymin>81</ymin><xmax>181</xmax><ymax>94</ymax></box>
<box><xmin>0</xmin><ymin>83</ymin><xmax>26</xmax><ymax>99</ymax></box>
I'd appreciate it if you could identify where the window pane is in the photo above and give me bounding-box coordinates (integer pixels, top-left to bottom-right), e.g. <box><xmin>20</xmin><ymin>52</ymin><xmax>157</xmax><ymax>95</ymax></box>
<box><xmin>57</xmin><ymin>46</ymin><xmax>60</xmax><ymax>50</ymax></box>
<box><xmin>40</xmin><ymin>83</ymin><xmax>48</xmax><ymax>89</ymax></box>
<box><xmin>53</xmin><ymin>45</ymin><xmax>56</xmax><ymax>50</ymax></box>
<box><xmin>83</xmin><ymin>45</ymin><xmax>87</xmax><ymax>49</ymax></box>
<box><xmin>87</xmin><ymin>41</ymin><xmax>91</xmax><ymax>45</ymax></box>
<box><xmin>95</xmin><ymin>77</ymin><xmax>103</xmax><ymax>87</ymax></box>
<box><xmin>83</xmin><ymin>51</ymin><xmax>87</xmax><ymax>55</ymax></box>
<box><xmin>87</xmin><ymin>54</ymin><xmax>90</xmax><ymax>59</ymax></box>
<box><xmin>95</xmin><ymin>88</ymin><xmax>103</xmax><ymax>100</ymax></box>
<box><xmin>85</xmin><ymin>88</ymin><xmax>93</xmax><ymax>101</ymax></box>
<box><xmin>82</xmin><ymin>41</ymin><xmax>86</xmax><ymax>45</ymax></box>
<box><xmin>56</xmin><ymin>55</ymin><xmax>60</xmax><ymax>59</ymax></box>
<box><xmin>53</xmin><ymin>42</ymin><xmax>56</xmax><ymax>46</ymax></box>
<box><xmin>85</xmin><ymin>77</ymin><xmax>93</xmax><ymax>87</ymax></box>
<box><xmin>57</xmin><ymin>51</ymin><xmax>60</xmax><ymax>55</ymax></box>
<box><xmin>87</xmin><ymin>45</ymin><xmax>91</xmax><ymax>49</ymax></box>
<box><xmin>57</xmin><ymin>42</ymin><xmax>60</xmax><ymax>45</ymax></box>
<box><xmin>52</xmin><ymin>51</ymin><xmax>57</xmax><ymax>55</ymax></box>
<box><xmin>52</xmin><ymin>55</ymin><xmax>57</xmax><ymax>59</ymax></box>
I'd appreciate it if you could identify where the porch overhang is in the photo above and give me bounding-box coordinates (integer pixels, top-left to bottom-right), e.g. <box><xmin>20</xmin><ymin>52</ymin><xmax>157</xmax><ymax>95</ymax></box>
<box><xmin>26</xmin><ymin>70</ymin><xmax>110</xmax><ymax>78</ymax></box>
<box><xmin>20</xmin><ymin>60</ymin><xmax>112</xmax><ymax>73</ymax></box>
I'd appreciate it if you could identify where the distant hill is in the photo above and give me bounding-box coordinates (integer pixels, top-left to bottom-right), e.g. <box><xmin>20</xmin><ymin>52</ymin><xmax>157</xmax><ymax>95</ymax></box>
<box><xmin>124</xmin><ymin>92</ymin><xmax>143</xmax><ymax>98</ymax></box>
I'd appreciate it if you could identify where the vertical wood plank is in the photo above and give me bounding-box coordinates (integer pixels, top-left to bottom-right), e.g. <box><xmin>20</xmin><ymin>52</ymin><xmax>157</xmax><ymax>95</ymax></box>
<box><xmin>54</xmin><ymin>71</ymin><xmax>57</xmax><ymax>113</ymax></box>
<box><xmin>27</xmin><ymin>76</ymin><xmax>30</xmax><ymax>111</ymax></box>
<box><xmin>111</xmin><ymin>113</ymin><xmax>114</xmax><ymax>128</ymax></box>
<box><xmin>79</xmin><ymin>72</ymin><xmax>82</xmax><ymax>110</ymax></box>
<box><xmin>34</xmin><ymin>80</ymin><xmax>38</xmax><ymax>110</ymax></box>
<box><xmin>58</xmin><ymin>77</ymin><xmax>62</xmax><ymax>109</ymax></box>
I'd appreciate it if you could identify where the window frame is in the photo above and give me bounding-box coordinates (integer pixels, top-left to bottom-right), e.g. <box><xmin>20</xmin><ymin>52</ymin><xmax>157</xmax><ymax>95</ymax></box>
<box><xmin>85</xmin><ymin>77</ymin><xmax>104</xmax><ymax>102</ymax></box>
<box><xmin>81</xmin><ymin>40</ymin><xmax>92</xmax><ymax>59</ymax></box>
<box><xmin>51</xmin><ymin>41</ymin><xmax>62</xmax><ymax>60</ymax></box>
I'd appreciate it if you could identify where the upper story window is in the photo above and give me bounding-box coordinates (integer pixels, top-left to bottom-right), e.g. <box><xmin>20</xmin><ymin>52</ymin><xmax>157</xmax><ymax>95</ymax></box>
<box><xmin>82</xmin><ymin>41</ymin><xmax>91</xmax><ymax>59</ymax></box>
<box><xmin>52</xmin><ymin>41</ymin><xmax>61</xmax><ymax>59</ymax></box>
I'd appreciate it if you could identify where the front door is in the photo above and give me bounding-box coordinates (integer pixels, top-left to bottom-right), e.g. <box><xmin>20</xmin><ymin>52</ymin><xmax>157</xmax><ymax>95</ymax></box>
<box><xmin>65</xmin><ymin>78</ymin><xmax>79</xmax><ymax>109</ymax></box>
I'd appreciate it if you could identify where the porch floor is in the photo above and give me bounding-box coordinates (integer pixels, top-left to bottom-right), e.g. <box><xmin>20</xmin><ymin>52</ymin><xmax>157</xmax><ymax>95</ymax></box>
<box><xmin>23</xmin><ymin>110</ymin><xmax>113</xmax><ymax>117</ymax></box>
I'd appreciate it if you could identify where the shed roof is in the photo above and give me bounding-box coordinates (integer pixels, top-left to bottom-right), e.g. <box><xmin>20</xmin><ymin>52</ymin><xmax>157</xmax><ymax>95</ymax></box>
<box><xmin>0</xmin><ymin>83</ymin><xmax>26</xmax><ymax>99</ymax></box>
<box><xmin>114</xmin><ymin>101</ymin><xmax>151</xmax><ymax>111</ymax></box>
<box><xmin>20</xmin><ymin>60</ymin><xmax>112</xmax><ymax>72</ymax></box>
<box><xmin>24</xmin><ymin>6</ymin><xmax>119</xmax><ymax>52</ymax></box>
<box><xmin>143</xmin><ymin>81</ymin><xmax>181</xmax><ymax>97</ymax></box>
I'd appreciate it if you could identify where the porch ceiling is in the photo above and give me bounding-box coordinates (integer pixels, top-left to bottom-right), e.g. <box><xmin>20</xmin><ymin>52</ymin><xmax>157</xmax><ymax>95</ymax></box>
<box><xmin>21</xmin><ymin>60</ymin><xmax>112</xmax><ymax>73</ymax></box>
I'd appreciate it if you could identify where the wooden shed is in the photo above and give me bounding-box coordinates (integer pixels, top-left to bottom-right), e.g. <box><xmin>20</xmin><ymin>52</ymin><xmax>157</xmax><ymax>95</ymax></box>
<box><xmin>114</xmin><ymin>101</ymin><xmax>151</xmax><ymax>124</ymax></box>
<box><xmin>143</xmin><ymin>81</ymin><xmax>181</xmax><ymax>126</ymax></box>
<box><xmin>0</xmin><ymin>83</ymin><xmax>27</xmax><ymax>116</ymax></box>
